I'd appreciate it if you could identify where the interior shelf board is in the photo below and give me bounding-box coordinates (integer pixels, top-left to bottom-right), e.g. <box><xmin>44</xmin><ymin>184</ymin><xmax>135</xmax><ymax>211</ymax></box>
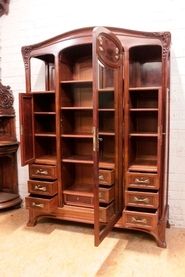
<box><xmin>64</xmin><ymin>183</ymin><xmax>94</xmax><ymax>195</ymax></box>
<box><xmin>61</xmin><ymin>107</ymin><xmax>93</xmax><ymax>110</ymax></box>
<box><xmin>35</xmin><ymin>133</ymin><xmax>56</xmax><ymax>137</ymax></box>
<box><xmin>34</xmin><ymin>112</ymin><xmax>56</xmax><ymax>114</ymax></box>
<box><xmin>60</xmin><ymin>80</ymin><xmax>92</xmax><ymax>84</ymax></box>
<box><xmin>61</xmin><ymin>133</ymin><xmax>93</xmax><ymax>138</ymax></box>
<box><xmin>130</xmin><ymin>108</ymin><xmax>158</xmax><ymax>111</ymax></box>
<box><xmin>99</xmin><ymin>132</ymin><xmax>115</xmax><ymax>136</ymax></box>
<box><xmin>35</xmin><ymin>155</ymin><xmax>57</xmax><ymax>165</ymax></box>
<box><xmin>98</xmin><ymin>109</ymin><xmax>115</xmax><ymax>112</ymax></box>
<box><xmin>129</xmin><ymin>157</ymin><xmax>157</xmax><ymax>172</ymax></box>
<box><xmin>62</xmin><ymin>155</ymin><xmax>93</xmax><ymax>164</ymax></box>
<box><xmin>31</xmin><ymin>90</ymin><xmax>55</xmax><ymax>94</ymax></box>
<box><xmin>129</xmin><ymin>132</ymin><xmax>158</xmax><ymax>137</ymax></box>
<box><xmin>98</xmin><ymin>88</ymin><xmax>114</xmax><ymax>92</ymax></box>
<box><xmin>129</xmin><ymin>87</ymin><xmax>161</xmax><ymax>91</ymax></box>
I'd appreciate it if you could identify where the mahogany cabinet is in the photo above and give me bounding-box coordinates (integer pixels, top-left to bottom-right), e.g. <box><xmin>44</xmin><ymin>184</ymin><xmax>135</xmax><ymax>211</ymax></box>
<box><xmin>0</xmin><ymin>82</ymin><xmax>22</xmax><ymax>209</ymax></box>
<box><xmin>19</xmin><ymin>26</ymin><xmax>171</xmax><ymax>247</ymax></box>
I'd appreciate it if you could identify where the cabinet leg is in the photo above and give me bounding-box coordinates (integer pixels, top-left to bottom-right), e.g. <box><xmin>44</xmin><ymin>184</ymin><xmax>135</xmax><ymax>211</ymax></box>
<box><xmin>27</xmin><ymin>209</ymin><xmax>38</xmax><ymax>227</ymax></box>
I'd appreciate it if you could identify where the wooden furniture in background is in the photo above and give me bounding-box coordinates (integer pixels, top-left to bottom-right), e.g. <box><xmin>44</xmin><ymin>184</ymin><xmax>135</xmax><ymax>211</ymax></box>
<box><xmin>19</xmin><ymin>26</ymin><xmax>171</xmax><ymax>247</ymax></box>
<box><xmin>0</xmin><ymin>0</ymin><xmax>11</xmax><ymax>17</ymax></box>
<box><xmin>0</xmin><ymin>82</ymin><xmax>21</xmax><ymax>209</ymax></box>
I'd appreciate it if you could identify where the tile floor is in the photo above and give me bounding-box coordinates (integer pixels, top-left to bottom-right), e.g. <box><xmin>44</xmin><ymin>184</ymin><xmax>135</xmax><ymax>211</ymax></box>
<box><xmin>0</xmin><ymin>207</ymin><xmax>185</xmax><ymax>277</ymax></box>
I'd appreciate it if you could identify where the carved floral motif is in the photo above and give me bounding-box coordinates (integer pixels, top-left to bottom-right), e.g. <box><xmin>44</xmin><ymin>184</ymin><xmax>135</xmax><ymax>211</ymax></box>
<box><xmin>0</xmin><ymin>82</ymin><xmax>15</xmax><ymax>116</ymax></box>
<box><xmin>147</xmin><ymin>32</ymin><xmax>171</xmax><ymax>59</ymax></box>
<box><xmin>97</xmin><ymin>34</ymin><xmax>122</xmax><ymax>67</ymax></box>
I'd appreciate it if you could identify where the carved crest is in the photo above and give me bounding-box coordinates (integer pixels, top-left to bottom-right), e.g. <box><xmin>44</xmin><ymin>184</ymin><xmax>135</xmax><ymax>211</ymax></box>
<box><xmin>0</xmin><ymin>82</ymin><xmax>15</xmax><ymax>116</ymax></box>
<box><xmin>97</xmin><ymin>34</ymin><xmax>122</xmax><ymax>68</ymax></box>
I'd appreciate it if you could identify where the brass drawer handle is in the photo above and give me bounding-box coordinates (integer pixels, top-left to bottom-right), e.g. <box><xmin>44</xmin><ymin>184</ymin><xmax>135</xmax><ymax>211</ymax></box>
<box><xmin>35</xmin><ymin>185</ymin><xmax>46</xmax><ymax>191</ymax></box>
<box><xmin>133</xmin><ymin>196</ymin><xmax>149</xmax><ymax>203</ymax></box>
<box><xmin>36</xmin><ymin>169</ymin><xmax>48</xmax><ymax>175</ymax></box>
<box><xmin>99</xmin><ymin>175</ymin><xmax>104</xmax><ymax>181</ymax></box>
<box><xmin>131</xmin><ymin>217</ymin><xmax>147</xmax><ymax>224</ymax></box>
<box><xmin>135</xmin><ymin>178</ymin><xmax>149</xmax><ymax>184</ymax></box>
<box><xmin>99</xmin><ymin>192</ymin><xmax>102</xmax><ymax>198</ymax></box>
<box><xmin>32</xmin><ymin>202</ymin><xmax>44</xmax><ymax>208</ymax></box>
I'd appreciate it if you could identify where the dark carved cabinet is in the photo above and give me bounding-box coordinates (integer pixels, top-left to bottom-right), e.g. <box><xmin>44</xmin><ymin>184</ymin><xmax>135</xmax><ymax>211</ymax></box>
<box><xmin>19</xmin><ymin>26</ymin><xmax>171</xmax><ymax>247</ymax></box>
<box><xmin>0</xmin><ymin>82</ymin><xmax>22</xmax><ymax>209</ymax></box>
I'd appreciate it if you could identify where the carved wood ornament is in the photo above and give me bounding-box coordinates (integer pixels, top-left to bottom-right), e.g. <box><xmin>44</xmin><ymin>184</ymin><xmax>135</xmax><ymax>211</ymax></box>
<box><xmin>0</xmin><ymin>0</ymin><xmax>10</xmax><ymax>17</ymax></box>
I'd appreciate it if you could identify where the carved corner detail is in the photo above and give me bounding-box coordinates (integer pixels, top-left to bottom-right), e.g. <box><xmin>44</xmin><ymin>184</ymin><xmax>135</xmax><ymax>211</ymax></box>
<box><xmin>147</xmin><ymin>32</ymin><xmax>171</xmax><ymax>59</ymax></box>
<box><xmin>0</xmin><ymin>82</ymin><xmax>15</xmax><ymax>116</ymax></box>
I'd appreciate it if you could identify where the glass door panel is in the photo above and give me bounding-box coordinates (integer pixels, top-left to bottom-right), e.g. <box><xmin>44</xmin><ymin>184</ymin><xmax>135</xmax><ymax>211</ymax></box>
<box><xmin>93</xmin><ymin>27</ymin><xmax>123</xmax><ymax>246</ymax></box>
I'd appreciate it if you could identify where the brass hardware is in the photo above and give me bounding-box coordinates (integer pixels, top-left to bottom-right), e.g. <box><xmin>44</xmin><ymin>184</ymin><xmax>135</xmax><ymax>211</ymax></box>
<box><xmin>98</xmin><ymin>36</ymin><xmax>103</xmax><ymax>45</ymax></box>
<box><xmin>99</xmin><ymin>192</ymin><xmax>102</xmax><ymax>198</ymax></box>
<box><xmin>76</xmin><ymin>197</ymin><xmax>79</xmax><ymax>201</ymax></box>
<box><xmin>35</xmin><ymin>185</ymin><xmax>46</xmax><ymax>191</ymax></box>
<box><xmin>99</xmin><ymin>46</ymin><xmax>104</xmax><ymax>52</ymax></box>
<box><xmin>93</xmin><ymin>127</ymin><xmax>99</xmax><ymax>151</ymax></box>
<box><xmin>99</xmin><ymin>175</ymin><xmax>104</xmax><ymax>181</ymax></box>
<box><xmin>32</xmin><ymin>202</ymin><xmax>44</xmax><ymax>208</ymax></box>
<box><xmin>133</xmin><ymin>196</ymin><xmax>149</xmax><ymax>203</ymax></box>
<box><xmin>135</xmin><ymin>178</ymin><xmax>149</xmax><ymax>184</ymax></box>
<box><xmin>93</xmin><ymin>127</ymin><xmax>96</xmax><ymax>151</ymax></box>
<box><xmin>131</xmin><ymin>217</ymin><xmax>147</xmax><ymax>224</ymax></box>
<box><xmin>20</xmin><ymin>125</ymin><xmax>24</xmax><ymax>135</ymax></box>
<box><xmin>36</xmin><ymin>169</ymin><xmax>48</xmax><ymax>175</ymax></box>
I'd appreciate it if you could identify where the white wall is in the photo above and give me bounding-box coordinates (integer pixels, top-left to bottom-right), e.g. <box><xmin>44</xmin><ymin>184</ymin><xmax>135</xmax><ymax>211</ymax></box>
<box><xmin>1</xmin><ymin>0</ymin><xmax>185</xmax><ymax>227</ymax></box>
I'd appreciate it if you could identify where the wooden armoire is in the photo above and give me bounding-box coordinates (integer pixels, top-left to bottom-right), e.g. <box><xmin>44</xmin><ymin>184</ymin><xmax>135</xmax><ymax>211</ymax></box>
<box><xmin>19</xmin><ymin>26</ymin><xmax>171</xmax><ymax>247</ymax></box>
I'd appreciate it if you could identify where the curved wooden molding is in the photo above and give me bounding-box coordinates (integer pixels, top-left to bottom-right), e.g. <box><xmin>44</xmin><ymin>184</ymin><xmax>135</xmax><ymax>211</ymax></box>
<box><xmin>0</xmin><ymin>0</ymin><xmax>10</xmax><ymax>17</ymax></box>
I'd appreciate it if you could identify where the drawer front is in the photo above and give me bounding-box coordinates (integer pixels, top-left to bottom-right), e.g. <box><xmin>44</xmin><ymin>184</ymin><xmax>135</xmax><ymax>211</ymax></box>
<box><xmin>99</xmin><ymin>169</ymin><xmax>114</xmax><ymax>186</ymax></box>
<box><xmin>99</xmin><ymin>186</ymin><xmax>114</xmax><ymax>203</ymax></box>
<box><xmin>28</xmin><ymin>180</ymin><xmax>57</xmax><ymax>196</ymax></box>
<box><xmin>29</xmin><ymin>164</ymin><xmax>57</xmax><ymax>180</ymax></box>
<box><xmin>123</xmin><ymin>208</ymin><xmax>158</xmax><ymax>230</ymax></box>
<box><xmin>125</xmin><ymin>191</ymin><xmax>159</xmax><ymax>209</ymax></box>
<box><xmin>25</xmin><ymin>195</ymin><xmax>58</xmax><ymax>213</ymax></box>
<box><xmin>99</xmin><ymin>201</ymin><xmax>114</xmax><ymax>223</ymax></box>
<box><xmin>126</xmin><ymin>173</ymin><xmax>159</xmax><ymax>190</ymax></box>
<box><xmin>64</xmin><ymin>194</ymin><xmax>94</xmax><ymax>208</ymax></box>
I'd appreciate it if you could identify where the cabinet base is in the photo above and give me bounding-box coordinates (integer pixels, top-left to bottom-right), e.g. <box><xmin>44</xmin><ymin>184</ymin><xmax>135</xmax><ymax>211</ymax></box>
<box><xmin>25</xmin><ymin>204</ymin><xmax>170</xmax><ymax>248</ymax></box>
<box><xmin>0</xmin><ymin>192</ymin><xmax>22</xmax><ymax>209</ymax></box>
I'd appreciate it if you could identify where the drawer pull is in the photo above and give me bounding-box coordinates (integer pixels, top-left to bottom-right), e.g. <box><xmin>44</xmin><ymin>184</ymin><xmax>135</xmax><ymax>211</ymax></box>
<box><xmin>35</xmin><ymin>185</ymin><xmax>46</xmax><ymax>191</ymax></box>
<box><xmin>135</xmin><ymin>178</ymin><xmax>149</xmax><ymax>184</ymax></box>
<box><xmin>131</xmin><ymin>217</ymin><xmax>147</xmax><ymax>224</ymax></box>
<box><xmin>32</xmin><ymin>202</ymin><xmax>44</xmax><ymax>208</ymax></box>
<box><xmin>99</xmin><ymin>192</ymin><xmax>102</xmax><ymax>198</ymax></box>
<box><xmin>36</xmin><ymin>169</ymin><xmax>48</xmax><ymax>175</ymax></box>
<box><xmin>133</xmin><ymin>196</ymin><xmax>149</xmax><ymax>203</ymax></box>
<box><xmin>99</xmin><ymin>175</ymin><xmax>104</xmax><ymax>181</ymax></box>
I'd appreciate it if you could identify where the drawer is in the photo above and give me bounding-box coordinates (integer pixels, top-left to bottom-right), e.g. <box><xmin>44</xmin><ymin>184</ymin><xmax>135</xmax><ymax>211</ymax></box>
<box><xmin>99</xmin><ymin>169</ymin><xmax>114</xmax><ymax>186</ymax></box>
<box><xmin>28</xmin><ymin>180</ymin><xmax>57</xmax><ymax>196</ymax></box>
<box><xmin>25</xmin><ymin>195</ymin><xmax>58</xmax><ymax>213</ymax></box>
<box><xmin>99</xmin><ymin>186</ymin><xmax>114</xmax><ymax>203</ymax></box>
<box><xmin>64</xmin><ymin>184</ymin><xmax>114</xmax><ymax>207</ymax></box>
<box><xmin>125</xmin><ymin>190</ymin><xmax>159</xmax><ymax>209</ymax></box>
<box><xmin>99</xmin><ymin>201</ymin><xmax>114</xmax><ymax>223</ymax></box>
<box><xmin>29</xmin><ymin>164</ymin><xmax>57</xmax><ymax>180</ymax></box>
<box><xmin>123</xmin><ymin>207</ymin><xmax>158</xmax><ymax>230</ymax></box>
<box><xmin>126</xmin><ymin>173</ymin><xmax>159</xmax><ymax>190</ymax></box>
<box><xmin>64</xmin><ymin>193</ymin><xmax>94</xmax><ymax>208</ymax></box>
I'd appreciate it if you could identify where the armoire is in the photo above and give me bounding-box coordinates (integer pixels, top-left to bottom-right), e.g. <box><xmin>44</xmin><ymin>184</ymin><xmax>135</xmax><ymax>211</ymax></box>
<box><xmin>19</xmin><ymin>26</ymin><xmax>171</xmax><ymax>248</ymax></box>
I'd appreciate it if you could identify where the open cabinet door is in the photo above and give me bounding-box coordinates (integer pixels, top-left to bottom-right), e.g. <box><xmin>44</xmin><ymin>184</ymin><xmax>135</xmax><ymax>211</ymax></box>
<box><xmin>93</xmin><ymin>27</ymin><xmax>123</xmax><ymax>246</ymax></box>
<box><xmin>19</xmin><ymin>93</ymin><xmax>35</xmax><ymax>166</ymax></box>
